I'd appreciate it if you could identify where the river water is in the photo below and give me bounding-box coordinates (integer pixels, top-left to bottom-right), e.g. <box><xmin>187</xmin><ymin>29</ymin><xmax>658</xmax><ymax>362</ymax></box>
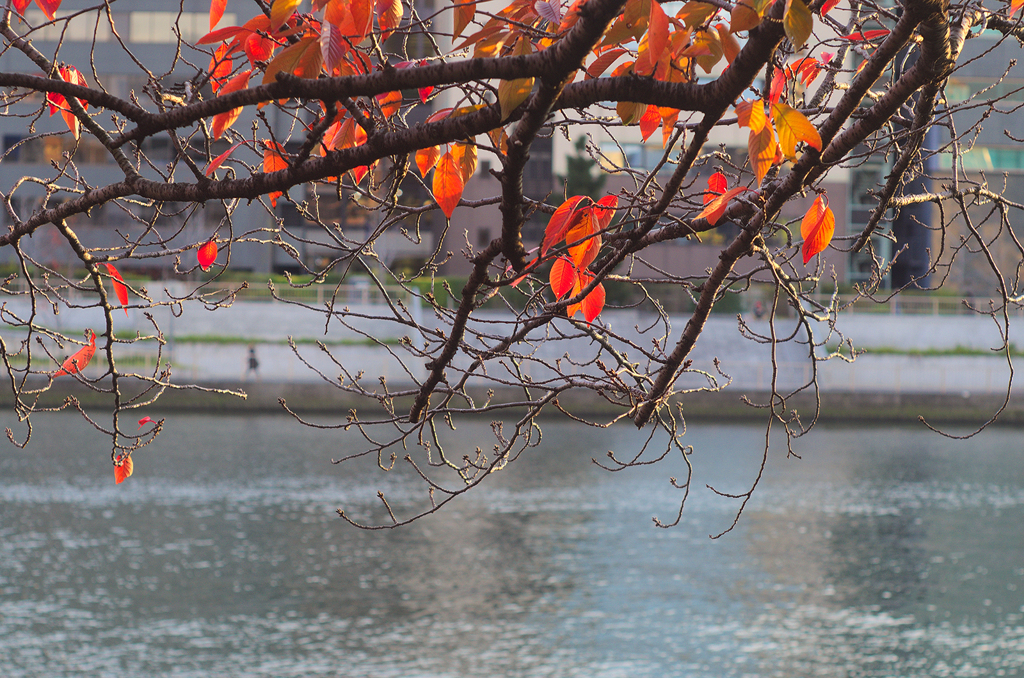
<box><xmin>1</xmin><ymin>414</ymin><xmax>1023</xmax><ymax>677</ymax></box>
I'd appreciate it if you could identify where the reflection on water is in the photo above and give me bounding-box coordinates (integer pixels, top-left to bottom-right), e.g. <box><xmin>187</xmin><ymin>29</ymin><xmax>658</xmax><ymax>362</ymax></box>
<box><xmin>2</xmin><ymin>415</ymin><xmax>1023</xmax><ymax>677</ymax></box>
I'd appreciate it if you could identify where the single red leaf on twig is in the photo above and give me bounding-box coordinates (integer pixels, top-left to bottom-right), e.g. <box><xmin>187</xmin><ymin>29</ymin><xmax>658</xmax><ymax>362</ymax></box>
<box><xmin>841</xmin><ymin>29</ymin><xmax>890</xmax><ymax>41</ymax></box>
<box><xmin>801</xmin><ymin>194</ymin><xmax>835</xmax><ymax>264</ymax></box>
<box><xmin>115</xmin><ymin>455</ymin><xmax>133</xmax><ymax>484</ymax></box>
<box><xmin>103</xmin><ymin>263</ymin><xmax>129</xmax><ymax>316</ymax></box>
<box><xmin>138</xmin><ymin>416</ymin><xmax>154</xmax><ymax>429</ymax></box>
<box><xmin>198</xmin><ymin>240</ymin><xmax>218</xmax><ymax>271</ymax></box>
<box><xmin>705</xmin><ymin>172</ymin><xmax>728</xmax><ymax>205</ymax></box>
<box><xmin>54</xmin><ymin>331</ymin><xmax>96</xmax><ymax>377</ymax></box>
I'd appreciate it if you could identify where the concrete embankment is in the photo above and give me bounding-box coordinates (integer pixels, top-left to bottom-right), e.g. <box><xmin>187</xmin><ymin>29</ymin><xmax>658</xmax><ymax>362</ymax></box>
<box><xmin>5</xmin><ymin>287</ymin><xmax>1024</xmax><ymax>424</ymax></box>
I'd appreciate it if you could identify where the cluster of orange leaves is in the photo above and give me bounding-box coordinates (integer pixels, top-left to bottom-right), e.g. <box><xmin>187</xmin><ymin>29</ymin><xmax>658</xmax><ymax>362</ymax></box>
<box><xmin>539</xmin><ymin>195</ymin><xmax>618</xmax><ymax>322</ymax></box>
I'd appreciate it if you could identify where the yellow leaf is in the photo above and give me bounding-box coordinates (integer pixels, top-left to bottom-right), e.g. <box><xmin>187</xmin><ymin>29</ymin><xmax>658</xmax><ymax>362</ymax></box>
<box><xmin>783</xmin><ymin>0</ymin><xmax>813</xmax><ymax>49</ymax></box>
<box><xmin>771</xmin><ymin>101</ymin><xmax>821</xmax><ymax>160</ymax></box>
<box><xmin>498</xmin><ymin>78</ymin><xmax>534</xmax><ymax>120</ymax></box>
<box><xmin>748</xmin><ymin>125</ymin><xmax>776</xmax><ymax>185</ymax></box>
<box><xmin>263</xmin><ymin>35</ymin><xmax>323</xmax><ymax>85</ymax></box>
<box><xmin>617</xmin><ymin>100</ymin><xmax>644</xmax><ymax>126</ymax></box>
<box><xmin>676</xmin><ymin>0</ymin><xmax>718</xmax><ymax>28</ymax></box>
<box><xmin>271</xmin><ymin>0</ymin><xmax>302</xmax><ymax>31</ymax></box>
<box><xmin>451</xmin><ymin>142</ymin><xmax>477</xmax><ymax>183</ymax></box>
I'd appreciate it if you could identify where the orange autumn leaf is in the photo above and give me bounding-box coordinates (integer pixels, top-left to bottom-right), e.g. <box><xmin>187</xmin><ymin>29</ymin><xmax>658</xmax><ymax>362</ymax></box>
<box><xmin>263</xmin><ymin>142</ymin><xmax>289</xmax><ymax>206</ymax></box>
<box><xmin>270</xmin><ymin>0</ymin><xmax>301</xmax><ymax>31</ymax></box>
<box><xmin>198</xmin><ymin>240</ymin><xmax>218</xmax><ymax>271</ymax></box>
<box><xmin>54</xmin><ymin>331</ymin><xmax>96</xmax><ymax>377</ymax></box>
<box><xmin>210</xmin><ymin>0</ymin><xmax>227</xmax><ymax>29</ymax></box>
<box><xmin>659</xmin><ymin>107</ymin><xmax>679</xmax><ymax>147</ymax></box>
<box><xmin>565</xmin><ymin>211</ymin><xmax>599</xmax><ymax>269</ymax></box>
<box><xmin>211</xmin><ymin>70</ymin><xmax>252</xmax><ymax>139</ymax></box>
<box><xmin>376</xmin><ymin>90</ymin><xmax>402</xmax><ymax>118</ymax></box>
<box><xmin>697</xmin><ymin>186</ymin><xmax>750</xmax><ymax>225</ymax></box>
<box><xmin>771</xmin><ymin>101</ymin><xmax>821</xmax><ymax>159</ymax></box>
<box><xmin>451</xmin><ymin>142</ymin><xmax>477</xmax><ymax>183</ymax></box>
<box><xmin>748</xmin><ymin>125</ymin><xmax>776</xmax><ymax>185</ymax></box>
<box><xmin>432</xmin><ymin>151</ymin><xmax>464</xmax><ymax>219</ymax></box>
<box><xmin>416</xmin><ymin>145</ymin><xmax>440</xmax><ymax>177</ymax></box>
<box><xmin>453</xmin><ymin>0</ymin><xmax>475</xmax><ymax>39</ymax></box>
<box><xmin>801</xmin><ymin>194</ymin><xmax>835</xmax><ymax>264</ymax></box>
<box><xmin>550</xmin><ymin>256</ymin><xmax>576</xmax><ymax>298</ymax></box>
<box><xmin>115</xmin><ymin>455</ymin><xmax>133</xmax><ymax>485</ymax></box>
<box><xmin>263</xmin><ymin>35</ymin><xmax>323</xmax><ymax>85</ymax></box>
<box><xmin>376</xmin><ymin>0</ymin><xmax>403</xmax><ymax>39</ymax></box>
<box><xmin>542</xmin><ymin>195</ymin><xmax>588</xmax><ymax>255</ymax></box>
<box><xmin>103</xmin><ymin>263</ymin><xmax>129</xmax><ymax>316</ymax></box>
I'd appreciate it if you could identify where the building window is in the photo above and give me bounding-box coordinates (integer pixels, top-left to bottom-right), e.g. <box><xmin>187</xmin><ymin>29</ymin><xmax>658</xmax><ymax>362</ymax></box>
<box><xmin>129</xmin><ymin>12</ymin><xmax>235</xmax><ymax>44</ymax></box>
<box><xmin>20</xmin><ymin>10</ymin><xmax>112</xmax><ymax>42</ymax></box>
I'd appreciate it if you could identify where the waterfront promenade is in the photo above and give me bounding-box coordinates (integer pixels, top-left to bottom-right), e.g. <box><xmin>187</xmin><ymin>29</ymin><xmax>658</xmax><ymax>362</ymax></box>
<box><xmin>4</xmin><ymin>281</ymin><xmax>1024</xmax><ymax>420</ymax></box>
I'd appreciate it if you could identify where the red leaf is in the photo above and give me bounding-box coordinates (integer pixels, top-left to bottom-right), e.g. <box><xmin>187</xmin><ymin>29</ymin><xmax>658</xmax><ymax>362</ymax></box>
<box><xmin>205</xmin><ymin>141</ymin><xmax>243</xmax><ymax>176</ymax></box>
<box><xmin>211</xmin><ymin>70</ymin><xmax>252</xmax><ymax>139</ymax></box>
<box><xmin>696</xmin><ymin>186</ymin><xmax>750</xmax><ymax>226</ymax></box>
<box><xmin>198</xmin><ymin>240</ymin><xmax>218</xmax><ymax>271</ymax></box>
<box><xmin>54</xmin><ymin>331</ymin><xmax>96</xmax><ymax>377</ymax></box>
<box><xmin>103</xmin><ymin>263</ymin><xmax>129</xmax><ymax>316</ymax></box>
<box><xmin>639</xmin><ymin>104</ymin><xmax>660</xmax><ymax>143</ymax></box>
<box><xmin>432</xmin><ymin>151</ymin><xmax>464</xmax><ymax>219</ymax></box>
<box><xmin>511</xmin><ymin>257</ymin><xmax>538</xmax><ymax>288</ymax></box>
<box><xmin>549</xmin><ymin>256</ymin><xmax>576</xmax><ymax>298</ymax></box>
<box><xmin>769</xmin><ymin>67</ymin><xmax>787</xmax><ymax>105</ymax></box>
<box><xmin>580</xmin><ymin>278</ymin><xmax>606</xmax><ymax>323</ymax></box>
<box><xmin>592</xmin><ymin>195</ymin><xmax>618</xmax><ymax>230</ymax></box>
<box><xmin>115</xmin><ymin>455</ymin><xmax>133</xmax><ymax>485</ymax></box>
<box><xmin>705</xmin><ymin>171</ymin><xmax>728</xmax><ymax>205</ymax></box>
<box><xmin>801</xmin><ymin>194</ymin><xmax>835</xmax><ymax>264</ymax></box>
<box><xmin>35</xmin><ymin>0</ymin><xmax>60</xmax><ymax>21</ymax></box>
<box><xmin>13</xmin><ymin>0</ymin><xmax>31</xmax><ymax>13</ymax></box>
<box><xmin>210</xmin><ymin>0</ymin><xmax>227</xmax><ymax>29</ymax></box>
<box><xmin>138</xmin><ymin>416</ymin><xmax>154</xmax><ymax>430</ymax></box>
<box><xmin>263</xmin><ymin>142</ymin><xmax>289</xmax><ymax>206</ymax></box>
<box><xmin>820</xmin><ymin>0</ymin><xmax>840</xmax><ymax>14</ymax></box>
<box><xmin>841</xmin><ymin>29</ymin><xmax>890</xmax><ymax>41</ymax></box>
<box><xmin>542</xmin><ymin>195</ymin><xmax>588</xmax><ymax>255</ymax></box>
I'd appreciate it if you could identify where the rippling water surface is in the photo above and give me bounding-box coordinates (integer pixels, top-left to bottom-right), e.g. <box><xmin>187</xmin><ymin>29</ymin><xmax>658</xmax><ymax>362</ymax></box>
<box><xmin>2</xmin><ymin>413</ymin><xmax>1023</xmax><ymax>677</ymax></box>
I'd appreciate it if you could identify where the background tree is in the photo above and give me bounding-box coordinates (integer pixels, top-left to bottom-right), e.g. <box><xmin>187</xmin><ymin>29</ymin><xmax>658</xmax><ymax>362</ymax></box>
<box><xmin>0</xmin><ymin>0</ymin><xmax>1021</xmax><ymax>530</ymax></box>
<box><xmin>558</xmin><ymin>136</ymin><xmax>607</xmax><ymax>200</ymax></box>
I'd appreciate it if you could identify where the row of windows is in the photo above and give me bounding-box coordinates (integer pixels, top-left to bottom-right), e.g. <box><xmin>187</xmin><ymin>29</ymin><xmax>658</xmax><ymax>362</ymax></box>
<box><xmin>18</xmin><ymin>11</ymin><xmax>236</xmax><ymax>44</ymax></box>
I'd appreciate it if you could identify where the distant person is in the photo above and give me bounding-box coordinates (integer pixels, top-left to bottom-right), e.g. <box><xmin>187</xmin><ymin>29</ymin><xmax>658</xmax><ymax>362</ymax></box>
<box><xmin>754</xmin><ymin>301</ymin><xmax>765</xmax><ymax>319</ymax></box>
<box><xmin>246</xmin><ymin>345</ymin><xmax>259</xmax><ymax>379</ymax></box>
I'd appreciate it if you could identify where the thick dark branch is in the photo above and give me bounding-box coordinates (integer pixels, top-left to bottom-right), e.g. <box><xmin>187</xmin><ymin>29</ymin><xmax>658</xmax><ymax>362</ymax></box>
<box><xmin>0</xmin><ymin>72</ymin><xmax>151</xmax><ymax>122</ymax></box>
<box><xmin>500</xmin><ymin>0</ymin><xmax>629</xmax><ymax>269</ymax></box>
